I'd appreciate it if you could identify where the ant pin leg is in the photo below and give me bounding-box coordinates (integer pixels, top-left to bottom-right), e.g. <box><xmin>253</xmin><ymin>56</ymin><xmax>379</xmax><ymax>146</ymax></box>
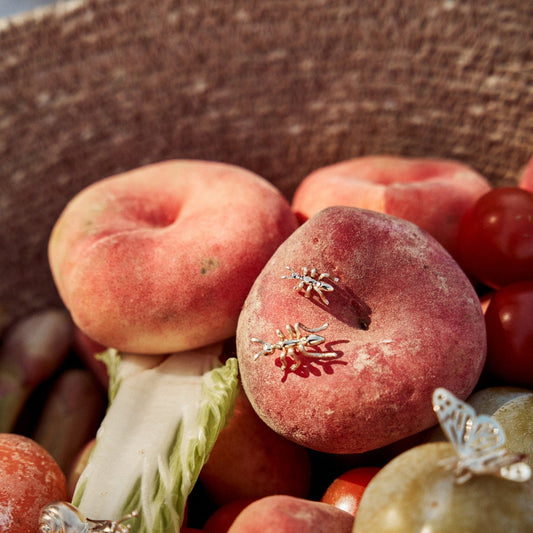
<box><xmin>279</xmin><ymin>351</ymin><xmax>289</xmax><ymax>371</ymax></box>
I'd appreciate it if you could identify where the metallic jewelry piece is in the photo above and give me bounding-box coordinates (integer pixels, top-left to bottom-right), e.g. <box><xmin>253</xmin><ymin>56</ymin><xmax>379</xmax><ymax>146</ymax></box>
<box><xmin>39</xmin><ymin>501</ymin><xmax>139</xmax><ymax>533</ymax></box>
<box><xmin>251</xmin><ymin>322</ymin><xmax>338</xmax><ymax>371</ymax></box>
<box><xmin>282</xmin><ymin>266</ymin><xmax>339</xmax><ymax>305</ymax></box>
<box><xmin>432</xmin><ymin>387</ymin><xmax>531</xmax><ymax>484</ymax></box>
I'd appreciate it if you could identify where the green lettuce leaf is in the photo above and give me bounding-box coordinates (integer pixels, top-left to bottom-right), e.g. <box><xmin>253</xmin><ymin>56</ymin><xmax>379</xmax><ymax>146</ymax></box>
<box><xmin>73</xmin><ymin>345</ymin><xmax>239</xmax><ymax>533</ymax></box>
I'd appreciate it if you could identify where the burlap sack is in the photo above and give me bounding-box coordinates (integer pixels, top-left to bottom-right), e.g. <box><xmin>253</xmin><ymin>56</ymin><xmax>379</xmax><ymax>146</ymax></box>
<box><xmin>1</xmin><ymin>0</ymin><xmax>532</xmax><ymax>333</ymax></box>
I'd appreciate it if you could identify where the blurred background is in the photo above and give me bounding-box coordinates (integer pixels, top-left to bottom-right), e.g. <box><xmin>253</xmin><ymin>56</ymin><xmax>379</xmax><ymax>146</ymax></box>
<box><xmin>2</xmin><ymin>0</ymin><xmax>531</xmax><ymax>333</ymax></box>
<box><xmin>0</xmin><ymin>0</ymin><xmax>58</xmax><ymax>17</ymax></box>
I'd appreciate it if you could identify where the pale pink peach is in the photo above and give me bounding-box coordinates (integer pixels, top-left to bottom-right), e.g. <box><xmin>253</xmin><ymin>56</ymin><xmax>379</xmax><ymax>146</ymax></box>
<box><xmin>227</xmin><ymin>495</ymin><xmax>354</xmax><ymax>533</ymax></box>
<box><xmin>292</xmin><ymin>155</ymin><xmax>492</xmax><ymax>262</ymax></box>
<box><xmin>49</xmin><ymin>160</ymin><xmax>298</xmax><ymax>354</ymax></box>
<box><xmin>519</xmin><ymin>155</ymin><xmax>533</xmax><ymax>193</ymax></box>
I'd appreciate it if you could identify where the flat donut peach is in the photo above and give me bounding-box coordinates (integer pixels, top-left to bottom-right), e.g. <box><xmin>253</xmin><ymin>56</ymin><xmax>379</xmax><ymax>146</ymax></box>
<box><xmin>49</xmin><ymin>160</ymin><xmax>298</xmax><ymax>354</ymax></box>
<box><xmin>236</xmin><ymin>206</ymin><xmax>486</xmax><ymax>454</ymax></box>
<box><xmin>292</xmin><ymin>156</ymin><xmax>492</xmax><ymax>263</ymax></box>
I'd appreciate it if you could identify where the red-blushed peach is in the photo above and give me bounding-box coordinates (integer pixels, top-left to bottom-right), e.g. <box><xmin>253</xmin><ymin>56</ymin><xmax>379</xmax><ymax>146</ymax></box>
<box><xmin>227</xmin><ymin>495</ymin><xmax>354</xmax><ymax>533</ymax></box>
<box><xmin>73</xmin><ymin>326</ymin><xmax>109</xmax><ymax>389</ymax></box>
<box><xmin>48</xmin><ymin>160</ymin><xmax>298</xmax><ymax>354</ymax></box>
<box><xmin>519</xmin><ymin>155</ymin><xmax>533</xmax><ymax>193</ymax></box>
<box><xmin>236</xmin><ymin>206</ymin><xmax>486</xmax><ymax>454</ymax></box>
<box><xmin>202</xmin><ymin>498</ymin><xmax>256</xmax><ymax>533</ymax></box>
<box><xmin>291</xmin><ymin>155</ymin><xmax>492</xmax><ymax>262</ymax></box>
<box><xmin>199</xmin><ymin>385</ymin><xmax>311</xmax><ymax>506</ymax></box>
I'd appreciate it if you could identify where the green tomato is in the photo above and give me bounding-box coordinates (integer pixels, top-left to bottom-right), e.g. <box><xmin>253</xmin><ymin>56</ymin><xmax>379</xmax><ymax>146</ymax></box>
<box><xmin>466</xmin><ymin>386</ymin><xmax>532</xmax><ymax>415</ymax></box>
<box><xmin>353</xmin><ymin>442</ymin><xmax>533</xmax><ymax>533</ymax></box>
<box><xmin>493</xmin><ymin>394</ymin><xmax>533</xmax><ymax>469</ymax></box>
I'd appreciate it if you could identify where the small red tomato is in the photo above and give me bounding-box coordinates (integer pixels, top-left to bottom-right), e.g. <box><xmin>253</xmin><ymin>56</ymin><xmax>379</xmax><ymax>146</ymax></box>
<box><xmin>458</xmin><ymin>187</ymin><xmax>533</xmax><ymax>289</ymax></box>
<box><xmin>0</xmin><ymin>433</ymin><xmax>67</xmax><ymax>533</ymax></box>
<box><xmin>484</xmin><ymin>281</ymin><xmax>533</xmax><ymax>386</ymax></box>
<box><xmin>320</xmin><ymin>466</ymin><xmax>380</xmax><ymax>516</ymax></box>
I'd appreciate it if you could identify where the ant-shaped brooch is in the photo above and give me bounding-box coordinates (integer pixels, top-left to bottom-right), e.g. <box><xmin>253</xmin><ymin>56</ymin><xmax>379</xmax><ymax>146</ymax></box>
<box><xmin>252</xmin><ymin>322</ymin><xmax>338</xmax><ymax>372</ymax></box>
<box><xmin>282</xmin><ymin>266</ymin><xmax>339</xmax><ymax>305</ymax></box>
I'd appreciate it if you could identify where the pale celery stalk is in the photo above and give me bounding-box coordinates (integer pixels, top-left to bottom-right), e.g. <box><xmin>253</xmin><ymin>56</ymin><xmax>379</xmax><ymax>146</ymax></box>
<box><xmin>72</xmin><ymin>344</ymin><xmax>239</xmax><ymax>533</ymax></box>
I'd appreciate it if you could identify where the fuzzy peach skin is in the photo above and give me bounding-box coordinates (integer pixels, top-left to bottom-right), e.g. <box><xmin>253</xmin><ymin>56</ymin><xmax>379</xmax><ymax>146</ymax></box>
<box><xmin>199</xmin><ymin>385</ymin><xmax>311</xmax><ymax>506</ymax></box>
<box><xmin>519</xmin><ymin>155</ymin><xmax>533</xmax><ymax>193</ymax></box>
<box><xmin>227</xmin><ymin>495</ymin><xmax>354</xmax><ymax>533</ymax></box>
<box><xmin>291</xmin><ymin>155</ymin><xmax>492</xmax><ymax>262</ymax></box>
<box><xmin>73</xmin><ymin>327</ymin><xmax>109</xmax><ymax>388</ymax></box>
<box><xmin>236</xmin><ymin>206</ymin><xmax>486</xmax><ymax>454</ymax></box>
<box><xmin>48</xmin><ymin>160</ymin><xmax>298</xmax><ymax>354</ymax></box>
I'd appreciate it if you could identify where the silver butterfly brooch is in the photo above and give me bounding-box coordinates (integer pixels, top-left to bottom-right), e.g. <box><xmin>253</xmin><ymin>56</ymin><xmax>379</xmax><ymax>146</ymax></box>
<box><xmin>432</xmin><ymin>387</ymin><xmax>531</xmax><ymax>484</ymax></box>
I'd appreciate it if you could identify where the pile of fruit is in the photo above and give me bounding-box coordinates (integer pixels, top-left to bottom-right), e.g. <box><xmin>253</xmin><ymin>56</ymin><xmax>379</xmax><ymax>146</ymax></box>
<box><xmin>1</xmin><ymin>155</ymin><xmax>532</xmax><ymax>532</ymax></box>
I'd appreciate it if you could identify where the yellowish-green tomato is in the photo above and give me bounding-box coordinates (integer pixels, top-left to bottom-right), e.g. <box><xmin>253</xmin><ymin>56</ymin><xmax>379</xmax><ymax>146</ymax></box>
<box><xmin>353</xmin><ymin>442</ymin><xmax>533</xmax><ymax>533</ymax></box>
<box><xmin>467</xmin><ymin>386</ymin><xmax>532</xmax><ymax>415</ymax></box>
<box><xmin>493</xmin><ymin>394</ymin><xmax>533</xmax><ymax>467</ymax></box>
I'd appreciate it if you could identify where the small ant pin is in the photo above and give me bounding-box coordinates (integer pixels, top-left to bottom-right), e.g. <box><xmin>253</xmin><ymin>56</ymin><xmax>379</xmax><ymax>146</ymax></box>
<box><xmin>282</xmin><ymin>266</ymin><xmax>339</xmax><ymax>305</ymax></box>
<box><xmin>252</xmin><ymin>322</ymin><xmax>338</xmax><ymax>371</ymax></box>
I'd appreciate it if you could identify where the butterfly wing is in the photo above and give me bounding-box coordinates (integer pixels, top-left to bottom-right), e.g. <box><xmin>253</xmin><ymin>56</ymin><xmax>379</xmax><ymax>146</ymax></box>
<box><xmin>433</xmin><ymin>387</ymin><xmax>531</xmax><ymax>483</ymax></box>
<box><xmin>465</xmin><ymin>413</ymin><xmax>506</xmax><ymax>454</ymax></box>
<box><xmin>432</xmin><ymin>388</ymin><xmax>505</xmax><ymax>458</ymax></box>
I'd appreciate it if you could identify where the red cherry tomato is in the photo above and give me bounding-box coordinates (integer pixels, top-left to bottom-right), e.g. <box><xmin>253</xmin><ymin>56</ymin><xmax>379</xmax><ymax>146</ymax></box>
<box><xmin>320</xmin><ymin>466</ymin><xmax>380</xmax><ymax>516</ymax></box>
<box><xmin>458</xmin><ymin>187</ymin><xmax>533</xmax><ymax>289</ymax></box>
<box><xmin>0</xmin><ymin>433</ymin><xmax>67</xmax><ymax>533</ymax></box>
<box><xmin>484</xmin><ymin>281</ymin><xmax>533</xmax><ymax>386</ymax></box>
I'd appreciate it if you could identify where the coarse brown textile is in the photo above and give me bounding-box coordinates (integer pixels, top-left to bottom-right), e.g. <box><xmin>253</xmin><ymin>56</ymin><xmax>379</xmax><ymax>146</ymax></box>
<box><xmin>0</xmin><ymin>0</ymin><xmax>532</xmax><ymax>333</ymax></box>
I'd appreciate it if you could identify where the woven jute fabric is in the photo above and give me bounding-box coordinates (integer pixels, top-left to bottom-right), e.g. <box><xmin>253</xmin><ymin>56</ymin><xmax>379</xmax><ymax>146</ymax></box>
<box><xmin>0</xmin><ymin>0</ymin><xmax>532</xmax><ymax>333</ymax></box>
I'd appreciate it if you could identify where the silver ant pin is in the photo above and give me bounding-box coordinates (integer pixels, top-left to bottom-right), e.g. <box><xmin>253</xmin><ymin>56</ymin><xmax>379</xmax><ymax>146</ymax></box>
<box><xmin>282</xmin><ymin>266</ymin><xmax>339</xmax><ymax>305</ymax></box>
<box><xmin>252</xmin><ymin>322</ymin><xmax>338</xmax><ymax>371</ymax></box>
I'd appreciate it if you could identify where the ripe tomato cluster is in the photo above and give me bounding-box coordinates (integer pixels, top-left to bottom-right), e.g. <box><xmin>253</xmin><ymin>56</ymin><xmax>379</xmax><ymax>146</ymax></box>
<box><xmin>458</xmin><ymin>186</ymin><xmax>533</xmax><ymax>387</ymax></box>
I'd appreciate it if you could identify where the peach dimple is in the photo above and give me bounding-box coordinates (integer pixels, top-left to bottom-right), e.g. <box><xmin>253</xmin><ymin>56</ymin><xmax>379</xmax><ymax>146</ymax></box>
<box><xmin>49</xmin><ymin>160</ymin><xmax>298</xmax><ymax>354</ymax></box>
